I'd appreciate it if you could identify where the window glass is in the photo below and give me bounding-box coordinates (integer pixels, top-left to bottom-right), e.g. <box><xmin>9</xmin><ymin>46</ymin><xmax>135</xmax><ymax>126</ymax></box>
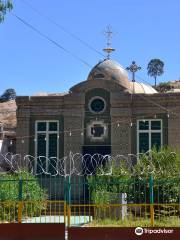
<box><xmin>94</xmin><ymin>73</ymin><xmax>105</xmax><ymax>78</ymax></box>
<box><xmin>139</xmin><ymin>132</ymin><xmax>149</xmax><ymax>153</ymax></box>
<box><xmin>37</xmin><ymin>134</ymin><xmax>46</xmax><ymax>173</ymax></box>
<box><xmin>138</xmin><ymin>119</ymin><xmax>162</xmax><ymax>154</ymax></box>
<box><xmin>37</xmin><ymin>122</ymin><xmax>46</xmax><ymax>131</ymax></box>
<box><xmin>49</xmin><ymin>134</ymin><xmax>58</xmax><ymax>158</ymax></box>
<box><xmin>91</xmin><ymin>124</ymin><xmax>104</xmax><ymax>138</ymax></box>
<box><xmin>48</xmin><ymin>134</ymin><xmax>58</xmax><ymax>174</ymax></box>
<box><xmin>151</xmin><ymin>121</ymin><xmax>161</xmax><ymax>130</ymax></box>
<box><xmin>139</xmin><ymin>121</ymin><xmax>149</xmax><ymax>130</ymax></box>
<box><xmin>90</xmin><ymin>98</ymin><xmax>105</xmax><ymax>113</ymax></box>
<box><xmin>151</xmin><ymin>132</ymin><xmax>161</xmax><ymax>150</ymax></box>
<box><xmin>37</xmin><ymin>134</ymin><xmax>46</xmax><ymax>156</ymax></box>
<box><xmin>36</xmin><ymin>156</ymin><xmax>47</xmax><ymax>174</ymax></box>
<box><xmin>49</xmin><ymin>122</ymin><xmax>58</xmax><ymax>131</ymax></box>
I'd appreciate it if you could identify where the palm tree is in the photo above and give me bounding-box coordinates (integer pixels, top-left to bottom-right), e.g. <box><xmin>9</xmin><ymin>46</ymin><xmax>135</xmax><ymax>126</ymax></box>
<box><xmin>0</xmin><ymin>0</ymin><xmax>13</xmax><ymax>22</ymax></box>
<box><xmin>147</xmin><ymin>59</ymin><xmax>164</xmax><ymax>86</ymax></box>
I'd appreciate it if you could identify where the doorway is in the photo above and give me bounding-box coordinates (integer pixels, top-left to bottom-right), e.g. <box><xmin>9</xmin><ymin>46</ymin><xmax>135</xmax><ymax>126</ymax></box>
<box><xmin>82</xmin><ymin>146</ymin><xmax>111</xmax><ymax>174</ymax></box>
<box><xmin>82</xmin><ymin>145</ymin><xmax>111</xmax><ymax>202</ymax></box>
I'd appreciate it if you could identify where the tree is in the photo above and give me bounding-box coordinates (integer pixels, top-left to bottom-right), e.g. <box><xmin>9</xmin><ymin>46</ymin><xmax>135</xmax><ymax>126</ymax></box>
<box><xmin>147</xmin><ymin>59</ymin><xmax>164</xmax><ymax>86</ymax></box>
<box><xmin>0</xmin><ymin>0</ymin><xmax>13</xmax><ymax>22</ymax></box>
<box><xmin>0</xmin><ymin>88</ymin><xmax>16</xmax><ymax>102</ymax></box>
<box><xmin>155</xmin><ymin>82</ymin><xmax>173</xmax><ymax>93</ymax></box>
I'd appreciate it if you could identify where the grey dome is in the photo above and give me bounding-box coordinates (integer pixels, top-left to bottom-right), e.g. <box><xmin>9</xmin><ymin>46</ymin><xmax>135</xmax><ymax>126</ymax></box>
<box><xmin>87</xmin><ymin>59</ymin><xmax>157</xmax><ymax>94</ymax></box>
<box><xmin>87</xmin><ymin>59</ymin><xmax>130</xmax><ymax>89</ymax></box>
<box><xmin>130</xmin><ymin>82</ymin><xmax>158</xmax><ymax>94</ymax></box>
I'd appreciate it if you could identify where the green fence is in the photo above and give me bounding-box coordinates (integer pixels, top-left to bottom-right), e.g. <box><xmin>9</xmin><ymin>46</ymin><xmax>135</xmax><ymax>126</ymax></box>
<box><xmin>1</xmin><ymin>175</ymin><xmax>180</xmax><ymax>204</ymax></box>
<box><xmin>1</xmin><ymin>175</ymin><xmax>180</xmax><ymax>226</ymax></box>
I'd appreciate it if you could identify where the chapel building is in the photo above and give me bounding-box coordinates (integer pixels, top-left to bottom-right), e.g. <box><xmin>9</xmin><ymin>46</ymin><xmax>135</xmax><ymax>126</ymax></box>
<box><xmin>16</xmin><ymin>58</ymin><xmax>180</xmax><ymax>172</ymax></box>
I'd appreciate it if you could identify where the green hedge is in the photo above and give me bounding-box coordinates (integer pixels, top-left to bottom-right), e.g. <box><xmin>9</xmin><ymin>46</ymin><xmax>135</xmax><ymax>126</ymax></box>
<box><xmin>88</xmin><ymin>148</ymin><xmax>180</xmax><ymax>204</ymax></box>
<box><xmin>0</xmin><ymin>171</ymin><xmax>47</xmax><ymax>222</ymax></box>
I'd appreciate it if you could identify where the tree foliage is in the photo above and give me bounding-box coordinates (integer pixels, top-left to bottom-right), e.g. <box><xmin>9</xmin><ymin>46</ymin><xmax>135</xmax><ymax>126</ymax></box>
<box><xmin>0</xmin><ymin>0</ymin><xmax>13</xmax><ymax>22</ymax></box>
<box><xmin>0</xmin><ymin>88</ymin><xmax>16</xmax><ymax>102</ymax></box>
<box><xmin>89</xmin><ymin>148</ymin><xmax>180</xmax><ymax>204</ymax></box>
<box><xmin>133</xmin><ymin>147</ymin><xmax>180</xmax><ymax>179</ymax></box>
<box><xmin>0</xmin><ymin>171</ymin><xmax>47</xmax><ymax>222</ymax></box>
<box><xmin>155</xmin><ymin>82</ymin><xmax>173</xmax><ymax>93</ymax></box>
<box><xmin>147</xmin><ymin>59</ymin><xmax>164</xmax><ymax>86</ymax></box>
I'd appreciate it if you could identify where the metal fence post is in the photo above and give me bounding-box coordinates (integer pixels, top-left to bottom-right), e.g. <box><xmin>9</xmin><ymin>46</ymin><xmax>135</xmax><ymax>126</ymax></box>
<box><xmin>149</xmin><ymin>174</ymin><xmax>154</xmax><ymax>227</ymax></box>
<box><xmin>66</xmin><ymin>176</ymin><xmax>71</xmax><ymax>227</ymax></box>
<box><xmin>18</xmin><ymin>178</ymin><xmax>23</xmax><ymax>223</ymax></box>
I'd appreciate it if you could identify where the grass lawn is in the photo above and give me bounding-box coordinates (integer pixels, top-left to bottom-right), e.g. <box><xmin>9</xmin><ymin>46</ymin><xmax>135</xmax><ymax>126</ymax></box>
<box><xmin>85</xmin><ymin>217</ymin><xmax>180</xmax><ymax>227</ymax></box>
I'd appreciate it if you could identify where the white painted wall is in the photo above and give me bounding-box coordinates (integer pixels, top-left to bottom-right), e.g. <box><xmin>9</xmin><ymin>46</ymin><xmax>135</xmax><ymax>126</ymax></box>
<box><xmin>0</xmin><ymin>139</ymin><xmax>10</xmax><ymax>172</ymax></box>
<box><xmin>0</xmin><ymin>139</ymin><xmax>9</xmax><ymax>154</ymax></box>
<box><xmin>0</xmin><ymin>140</ymin><xmax>2</xmax><ymax>152</ymax></box>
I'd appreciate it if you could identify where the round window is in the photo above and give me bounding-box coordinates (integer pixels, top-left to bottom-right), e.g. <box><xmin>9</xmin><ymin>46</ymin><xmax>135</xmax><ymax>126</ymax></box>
<box><xmin>89</xmin><ymin>97</ymin><xmax>106</xmax><ymax>114</ymax></box>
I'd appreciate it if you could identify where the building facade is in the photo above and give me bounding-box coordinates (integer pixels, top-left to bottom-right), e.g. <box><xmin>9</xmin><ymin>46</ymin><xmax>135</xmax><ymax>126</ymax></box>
<box><xmin>0</xmin><ymin>100</ymin><xmax>16</xmax><ymax>154</ymax></box>
<box><xmin>16</xmin><ymin>59</ymin><xmax>180</xmax><ymax>168</ymax></box>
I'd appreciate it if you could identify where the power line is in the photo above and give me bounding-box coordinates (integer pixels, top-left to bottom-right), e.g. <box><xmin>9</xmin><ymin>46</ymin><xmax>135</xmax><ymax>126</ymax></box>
<box><xmin>1</xmin><ymin>112</ymin><xmax>171</xmax><ymax>141</ymax></box>
<box><xmin>19</xmin><ymin>0</ymin><xmax>105</xmax><ymax>58</ymax></box>
<box><xmin>11</xmin><ymin>13</ymin><xmax>179</xmax><ymax>120</ymax></box>
<box><xmin>136</xmin><ymin>73</ymin><xmax>155</xmax><ymax>87</ymax></box>
<box><xmin>12</xmin><ymin>13</ymin><xmax>91</xmax><ymax>68</ymax></box>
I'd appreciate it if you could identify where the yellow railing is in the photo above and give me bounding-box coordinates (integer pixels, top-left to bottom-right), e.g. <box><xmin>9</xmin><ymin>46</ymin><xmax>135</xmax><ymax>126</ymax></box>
<box><xmin>1</xmin><ymin>201</ymin><xmax>180</xmax><ymax>227</ymax></box>
<box><xmin>0</xmin><ymin>200</ymin><xmax>66</xmax><ymax>224</ymax></box>
<box><xmin>67</xmin><ymin>203</ymin><xmax>180</xmax><ymax>227</ymax></box>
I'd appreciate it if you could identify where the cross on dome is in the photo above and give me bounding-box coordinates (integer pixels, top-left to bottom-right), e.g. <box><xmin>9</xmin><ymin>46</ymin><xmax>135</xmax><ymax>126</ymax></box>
<box><xmin>103</xmin><ymin>25</ymin><xmax>115</xmax><ymax>59</ymax></box>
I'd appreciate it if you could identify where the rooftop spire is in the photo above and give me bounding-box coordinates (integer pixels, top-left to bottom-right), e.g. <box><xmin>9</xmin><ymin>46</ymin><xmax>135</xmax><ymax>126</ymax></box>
<box><xmin>103</xmin><ymin>25</ymin><xmax>115</xmax><ymax>59</ymax></box>
<box><xmin>126</xmin><ymin>61</ymin><xmax>141</xmax><ymax>82</ymax></box>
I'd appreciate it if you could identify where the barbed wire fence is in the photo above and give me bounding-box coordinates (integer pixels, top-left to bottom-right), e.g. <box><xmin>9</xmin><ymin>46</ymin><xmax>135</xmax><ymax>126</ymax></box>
<box><xmin>0</xmin><ymin>150</ymin><xmax>176</xmax><ymax>177</ymax></box>
<box><xmin>0</xmin><ymin>152</ymin><xmax>138</xmax><ymax>176</ymax></box>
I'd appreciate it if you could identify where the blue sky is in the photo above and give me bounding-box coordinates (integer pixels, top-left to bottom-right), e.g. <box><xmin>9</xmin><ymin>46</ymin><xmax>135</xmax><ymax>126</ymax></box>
<box><xmin>1</xmin><ymin>0</ymin><xmax>180</xmax><ymax>96</ymax></box>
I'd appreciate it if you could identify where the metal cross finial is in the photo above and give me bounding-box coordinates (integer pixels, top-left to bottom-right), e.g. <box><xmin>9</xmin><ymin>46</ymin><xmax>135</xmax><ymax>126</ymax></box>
<box><xmin>126</xmin><ymin>61</ymin><xmax>141</xmax><ymax>82</ymax></box>
<box><xmin>104</xmin><ymin>25</ymin><xmax>113</xmax><ymax>47</ymax></box>
<box><xmin>103</xmin><ymin>25</ymin><xmax>115</xmax><ymax>59</ymax></box>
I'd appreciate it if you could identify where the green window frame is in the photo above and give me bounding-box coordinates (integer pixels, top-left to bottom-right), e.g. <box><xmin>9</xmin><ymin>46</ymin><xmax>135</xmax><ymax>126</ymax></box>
<box><xmin>137</xmin><ymin>119</ymin><xmax>162</xmax><ymax>154</ymax></box>
<box><xmin>35</xmin><ymin>120</ymin><xmax>59</xmax><ymax>173</ymax></box>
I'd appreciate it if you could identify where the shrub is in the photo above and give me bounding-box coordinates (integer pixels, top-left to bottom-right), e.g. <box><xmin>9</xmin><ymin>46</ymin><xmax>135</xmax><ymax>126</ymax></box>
<box><xmin>133</xmin><ymin>147</ymin><xmax>180</xmax><ymax>179</ymax></box>
<box><xmin>88</xmin><ymin>148</ymin><xmax>180</xmax><ymax>205</ymax></box>
<box><xmin>0</xmin><ymin>171</ymin><xmax>47</xmax><ymax>222</ymax></box>
<box><xmin>0</xmin><ymin>88</ymin><xmax>16</xmax><ymax>102</ymax></box>
<box><xmin>132</xmin><ymin>147</ymin><xmax>180</xmax><ymax>203</ymax></box>
<box><xmin>87</xmin><ymin>159</ymin><xmax>131</xmax><ymax>204</ymax></box>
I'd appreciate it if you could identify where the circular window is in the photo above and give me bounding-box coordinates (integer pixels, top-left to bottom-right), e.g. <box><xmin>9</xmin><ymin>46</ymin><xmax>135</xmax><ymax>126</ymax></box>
<box><xmin>89</xmin><ymin>97</ymin><xmax>106</xmax><ymax>114</ymax></box>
